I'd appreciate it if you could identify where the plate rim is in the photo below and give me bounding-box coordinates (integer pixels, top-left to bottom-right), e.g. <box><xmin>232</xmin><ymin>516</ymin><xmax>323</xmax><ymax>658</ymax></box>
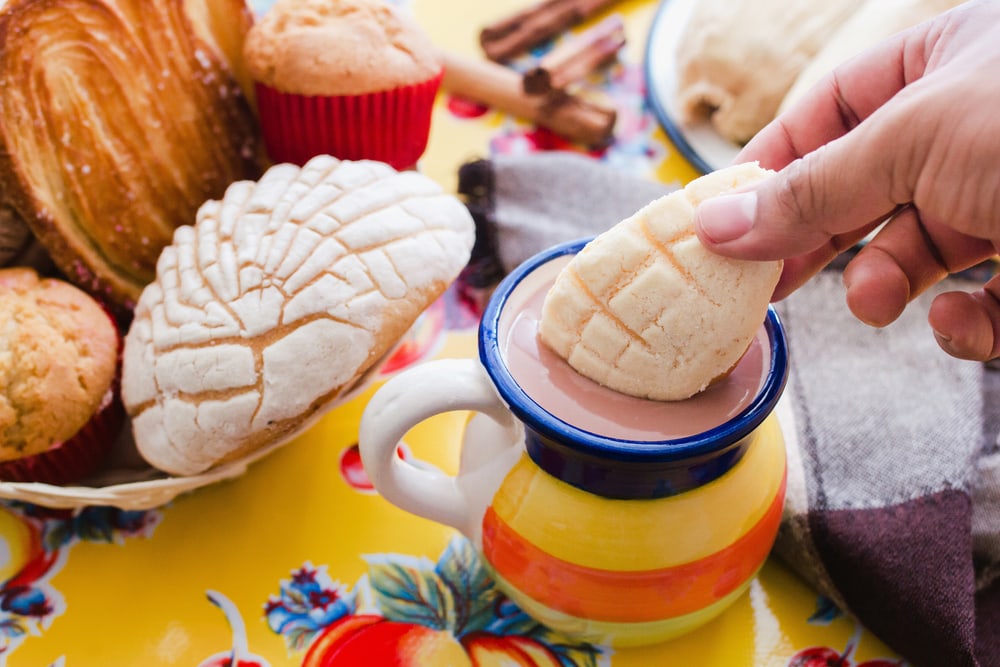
<box><xmin>643</xmin><ymin>0</ymin><xmax>740</xmax><ymax>175</ymax></box>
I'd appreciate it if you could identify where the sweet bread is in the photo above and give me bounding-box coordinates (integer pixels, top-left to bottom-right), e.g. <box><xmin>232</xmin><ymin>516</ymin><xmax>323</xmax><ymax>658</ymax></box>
<box><xmin>538</xmin><ymin>163</ymin><xmax>782</xmax><ymax>401</ymax></box>
<box><xmin>122</xmin><ymin>156</ymin><xmax>475</xmax><ymax>475</ymax></box>
<box><xmin>0</xmin><ymin>0</ymin><xmax>264</xmax><ymax>311</ymax></box>
<box><xmin>675</xmin><ymin>0</ymin><xmax>862</xmax><ymax>144</ymax></box>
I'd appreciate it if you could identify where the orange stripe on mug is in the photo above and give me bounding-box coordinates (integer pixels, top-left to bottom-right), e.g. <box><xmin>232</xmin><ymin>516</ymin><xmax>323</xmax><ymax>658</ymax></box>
<box><xmin>491</xmin><ymin>416</ymin><xmax>787</xmax><ymax>571</ymax></box>
<box><xmin>481</xmin><ymin>471</ymin><xmax>786</xmax><ymax>624</ymax></box>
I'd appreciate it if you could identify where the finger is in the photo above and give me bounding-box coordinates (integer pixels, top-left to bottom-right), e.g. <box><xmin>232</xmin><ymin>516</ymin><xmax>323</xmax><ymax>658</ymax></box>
<box><xmin>695</xmin><ymin>133</ymin><xmax>909</xmax><ymax>261</ymax></box>
<box><xmin>928</xmin><ymin>276</ymin><xmax>1000</xmax><ymax>361</ymax></box>
<box><xmin>694</xmin><ymin>16</ymin><xmax>946</xmax><ymax>261</ymax></box>
<box><xmin>735</xmin><ymin>19</ymin><xmax>931</xmax><ymax>170</ymax></box>
<box><xmin>842</xmin><ymin>247</ymin><xmax>911</xmax><ymax>327</ymax></box>
<box><xmin>842</xmin><ymin>208</ymin><xmax>998</xmax><ymax>326</ymax></box>
<box><xmin>771</xmin><ymin>221</ymin><xmax>882</xmax><ymax>301</ymax></box>
<box><xmin>843</xmin><ymin>207</ymin><xmax>945</xmax><ymax>327</ymax></box>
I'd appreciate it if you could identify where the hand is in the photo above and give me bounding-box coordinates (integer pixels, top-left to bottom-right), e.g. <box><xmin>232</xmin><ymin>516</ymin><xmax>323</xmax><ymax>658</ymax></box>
<box><xmin>693</xmin><ymin>0</ymin><xmax>1000</xmax><ymax>361</ymax></box>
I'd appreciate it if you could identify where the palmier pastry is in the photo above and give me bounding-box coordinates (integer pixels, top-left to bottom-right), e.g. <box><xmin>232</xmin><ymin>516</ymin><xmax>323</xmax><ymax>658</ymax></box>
<box><xmin>0</xmin><ymin>204</ymin><xmax>33</xmax><ymax>268</ymax></box>
<box><xmin>122</xmin><ymin>156</ymin><xmax>475</xmax><ymax>476</ymax></box>
<box><xmin>539</xmin><ymin>163</ymin><xmax>782</xmax><ymax>401</ymax></box>
<box><xmin>0</xmin><ymin>0</ymin><xmax>264</xmax><ymax>312</ymax></box>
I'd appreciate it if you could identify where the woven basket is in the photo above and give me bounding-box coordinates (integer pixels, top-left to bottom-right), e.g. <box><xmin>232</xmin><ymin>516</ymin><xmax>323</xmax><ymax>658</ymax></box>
<box><xmin>0</xmin><ymin>352</ymin><xmax>391</xmax><ymax>511</ymax></box>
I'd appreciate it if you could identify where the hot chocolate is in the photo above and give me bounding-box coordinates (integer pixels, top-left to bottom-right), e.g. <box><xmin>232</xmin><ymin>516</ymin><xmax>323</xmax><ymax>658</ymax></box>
<box><xmin>359</xmin><ymin>238</ymin><xmax>790</xmax><ymax>648</ymax></box>
<box><xmin>499</xmin><ymin>256</ymin><xmax>769</xmax><ymax>441</ymax></box>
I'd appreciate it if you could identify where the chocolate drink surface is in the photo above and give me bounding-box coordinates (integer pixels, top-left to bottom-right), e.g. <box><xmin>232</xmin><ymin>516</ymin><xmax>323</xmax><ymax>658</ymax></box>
<box><xmin>500</xmin><ymin>256</ymin><xmax>769</xmax><ymax>441</ymax></box>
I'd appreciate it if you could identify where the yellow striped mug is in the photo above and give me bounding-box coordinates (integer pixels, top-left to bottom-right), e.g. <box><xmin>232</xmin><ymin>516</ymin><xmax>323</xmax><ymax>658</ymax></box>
<box><xmin>359</xmin><ymin>239</ymin><xmax>789</xmax><ymax>647</ymax></box>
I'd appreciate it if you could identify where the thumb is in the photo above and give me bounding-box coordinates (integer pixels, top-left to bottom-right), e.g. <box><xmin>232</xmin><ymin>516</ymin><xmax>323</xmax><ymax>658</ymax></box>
<box><xmin>694</xmin><ymin>125</ymin><xmax>908</xmax><ymax>262</ymax></box>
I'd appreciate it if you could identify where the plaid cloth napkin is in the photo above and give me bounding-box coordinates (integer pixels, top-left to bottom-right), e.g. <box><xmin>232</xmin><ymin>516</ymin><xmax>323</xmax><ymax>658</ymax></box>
<box><xmin>457</xmin><ymin>150</ymin><xmax>1000</xmax><ymax>667</ymax></box>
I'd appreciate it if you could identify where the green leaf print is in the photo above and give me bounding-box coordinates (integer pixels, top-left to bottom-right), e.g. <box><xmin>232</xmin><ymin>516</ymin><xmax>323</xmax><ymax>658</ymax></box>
<box><xmin>366</xmin><ymin>555</ymin><xmax>456</xmax><ymax>631</ymax></box>
<box><xmin>436</xmin><ymin>536</ymin><xmax>500</xmax><ymax>637</ymax></box>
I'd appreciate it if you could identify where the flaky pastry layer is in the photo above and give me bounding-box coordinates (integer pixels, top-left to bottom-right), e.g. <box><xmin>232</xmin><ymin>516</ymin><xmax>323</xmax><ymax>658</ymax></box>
<box><xmin>0</xmin><ymin>0</ymin><xmax>264</xmax><ymax>310</ymax></box>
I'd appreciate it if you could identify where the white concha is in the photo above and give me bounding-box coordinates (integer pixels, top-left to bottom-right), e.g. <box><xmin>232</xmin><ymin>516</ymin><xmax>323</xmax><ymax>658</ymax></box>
<box><xmin>122</xmin><ymin>156</ymin><xmax>476</xmax><ymax>476</ymax></box>
<box><xmin>538</xmin><ymin>162</ymin><xmax>781</xmax><ymax>402</ymax></box>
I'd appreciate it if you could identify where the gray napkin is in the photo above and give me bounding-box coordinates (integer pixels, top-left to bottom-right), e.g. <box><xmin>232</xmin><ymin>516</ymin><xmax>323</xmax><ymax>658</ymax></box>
<box><xmin>458</xmin><ymin>151</ymin><xmax>674</xmax><ymax>276</ymax></box>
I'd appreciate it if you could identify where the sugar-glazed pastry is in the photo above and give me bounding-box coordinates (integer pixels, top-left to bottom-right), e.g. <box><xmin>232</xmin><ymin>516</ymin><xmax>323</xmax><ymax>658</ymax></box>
<box><xmin>122</xmin><ymin>156</ymin><xmax>475</xmax><ymax>476</ymax></box>
<box><xmin>0</xmin><ymin>0</ymin><xmax>263</xmax><ymax>311</ymax></box>
<box><xmin>538</xmin><ymin>162</ymin><xmax>782</xmax><ymax>401</ymax></box>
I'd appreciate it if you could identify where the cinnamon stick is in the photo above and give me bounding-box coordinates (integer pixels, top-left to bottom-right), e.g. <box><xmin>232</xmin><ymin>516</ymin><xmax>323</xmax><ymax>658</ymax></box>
<box><xmin>522</xmin><ymin>14</ymin><xmax>626</xmax><ymax>95</ymax></box>
<box><xmin>438</xmin><ymin>49</ymin><xmax>616</xmax><ymax>147</ymax></box>
<box><xmin>479</xmin><ymin>0</ymin><xmax>623</xmax><ymax>63</ymax></box>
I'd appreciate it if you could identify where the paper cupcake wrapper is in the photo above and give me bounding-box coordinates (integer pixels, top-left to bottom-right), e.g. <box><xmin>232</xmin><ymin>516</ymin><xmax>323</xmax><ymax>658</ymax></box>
<box><xmin>0</xmin><ymin>384</ymin><xmax>124</xmax><ymax>485</ymax></box>
<box><xmin>256</xmin><ymin>71</ymin><xmax>443</xmax><ymax>171</ymax></box>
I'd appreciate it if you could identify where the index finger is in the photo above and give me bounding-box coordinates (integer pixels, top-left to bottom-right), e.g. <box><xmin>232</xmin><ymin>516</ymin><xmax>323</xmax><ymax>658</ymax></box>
<box><xmin>735</xmin><ymin>20</ymin><xmax>936</xmax><ymax>170</ymax></box>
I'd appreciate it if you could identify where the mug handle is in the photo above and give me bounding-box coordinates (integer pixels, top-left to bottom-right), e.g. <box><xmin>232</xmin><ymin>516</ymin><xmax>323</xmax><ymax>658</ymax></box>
<box><xmin>358</xmin><ymin>358</ymin><xmax>521</xmax><ymax>533</ymax></box>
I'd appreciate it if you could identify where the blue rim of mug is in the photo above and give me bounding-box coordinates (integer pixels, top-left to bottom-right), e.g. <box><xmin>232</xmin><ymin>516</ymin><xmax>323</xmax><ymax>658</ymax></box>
<box><xmin>479</xmin><ymin>237</ymin><xmax>789</xmax><ymax>467</ymax></box>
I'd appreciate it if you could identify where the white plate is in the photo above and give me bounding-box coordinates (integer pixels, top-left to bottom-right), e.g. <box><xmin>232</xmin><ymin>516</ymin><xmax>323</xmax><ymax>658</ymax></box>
<box><xmin>644</xmin><ymin>0</ymin><xmax>741</xmax><ymax>174</ymax></box>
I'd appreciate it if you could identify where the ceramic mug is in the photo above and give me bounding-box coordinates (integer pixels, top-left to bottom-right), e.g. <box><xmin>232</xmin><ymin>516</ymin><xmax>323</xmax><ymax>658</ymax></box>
<box><xmin>359</xmin><ymin>238</ymin><xmax>789</xmax><ymax>647</ymax></box>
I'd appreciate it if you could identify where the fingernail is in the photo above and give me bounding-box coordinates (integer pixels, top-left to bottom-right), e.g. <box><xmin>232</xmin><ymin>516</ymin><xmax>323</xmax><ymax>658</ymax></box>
<box><xmin>696</xmin><ymin>191</ymin><xmax>757</xmax><ymax>244</ymax></box>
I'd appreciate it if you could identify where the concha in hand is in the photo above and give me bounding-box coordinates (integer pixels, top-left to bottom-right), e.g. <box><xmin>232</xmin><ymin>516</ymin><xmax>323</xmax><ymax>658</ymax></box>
<box><xmin>122</xmin><ymin>156</ymin><xmax>475</xmax><ymax>475</ymax></box>
<box><xmin>538</xmin><ymin>162</ymin><xmax>781</xmax><ymax>402</ymax></box>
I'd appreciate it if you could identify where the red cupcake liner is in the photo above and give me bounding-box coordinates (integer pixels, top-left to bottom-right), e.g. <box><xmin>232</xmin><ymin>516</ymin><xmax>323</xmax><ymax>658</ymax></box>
<box><xmin>0</xmin><ymin>382</ymin><xmax>124</xmax><ymax>486</ymax></box>
<box><xmin>255</xmin><ymin>70</ymin><xmax>443</xmax><ymax>171</ymax></box>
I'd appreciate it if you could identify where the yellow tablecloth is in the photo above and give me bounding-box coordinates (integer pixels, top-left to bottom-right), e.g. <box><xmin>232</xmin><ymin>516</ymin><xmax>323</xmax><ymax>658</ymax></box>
<box><xmin>0</xmin><ymin>1</ymin><xmax>906</xmax><ymax>664</ymax></box>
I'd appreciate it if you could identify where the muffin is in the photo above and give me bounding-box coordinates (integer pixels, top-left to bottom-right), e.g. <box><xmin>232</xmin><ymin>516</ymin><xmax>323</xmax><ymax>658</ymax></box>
<box><xmin>0</xmin><ymin>268</ymin><xmax>123</xmax><ymax>484</ymax></box>
<box><xmin>244</xmin><ymin>0</ymin><xmax>442</xmax><ymax>171</ymax></box>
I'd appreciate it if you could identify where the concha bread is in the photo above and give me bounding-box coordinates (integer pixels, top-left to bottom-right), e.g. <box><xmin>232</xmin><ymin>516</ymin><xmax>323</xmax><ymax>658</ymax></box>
<box><xmin>122</xmin><ymin>156</ymin><xmax>475</xmax><ymax>476</ymax></box>
<box><xmin>779</xmin><ymin>0</ymin><xmax>963</xmax><ymax>113</ymax></box>
<box><xmin>0</xmin><ymin>0</ymin><xmax>263</xmax><ymax>311</ymax></box>
<box><xmin>675</xmin><ymin>0</ymin><xmax>863</xmax><ymax>144</ymax></box>
<box><xmin>538</xmin><ymin>163</ymin><xmax>782</xmax><ymax>402</ymax></box>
